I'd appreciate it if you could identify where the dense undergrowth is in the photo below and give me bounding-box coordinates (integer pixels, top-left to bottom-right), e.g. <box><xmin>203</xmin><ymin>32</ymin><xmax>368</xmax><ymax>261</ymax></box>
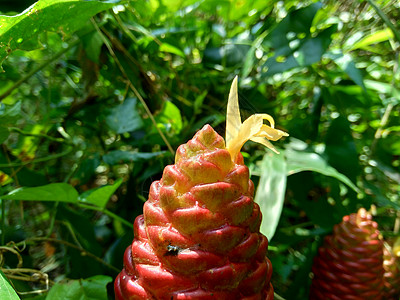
<box><xmin>0</xmin><ymin>0</ymin><xmax>399</xmax><ymax>299</ymax></box>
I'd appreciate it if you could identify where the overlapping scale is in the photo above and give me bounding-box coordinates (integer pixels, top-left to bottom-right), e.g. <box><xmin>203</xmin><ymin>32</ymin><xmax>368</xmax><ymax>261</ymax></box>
<box><xmin>383</xmin><ymin>242</ymin><xmax>400</xmax><ymax>299</ymax></box>
<box><xmin>115</xmin><ymin>124</ymin><xmax>274</xmax><ymax>299</ymax></box>
<box><xmin>310</xmin><ymin>208</ymin><xmax>384</xmax><ymax>300</ymax></box>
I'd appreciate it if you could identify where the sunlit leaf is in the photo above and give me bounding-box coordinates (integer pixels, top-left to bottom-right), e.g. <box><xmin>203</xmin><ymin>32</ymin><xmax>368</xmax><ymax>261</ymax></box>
<box><xmin>155</xmin><ymin>101</ymin><xmax>182</xmax><ymax>135</ymax></box>
<box><xmin>286</xmin><ymin>149</ymin><xmax>359</xmax><ymax>193</ymax></box>
<box><xmin>79</xmin><ymin>178</ymin><xmax>123</xmax><ymax>209</ymax></box>
<box><xmin>0</xmin><ymin>269</ymin><xmax>19</xmax><ymax>300</ymax></box>
<box><xmin>255</xmin><ymin>152</ymin><xmax>287</xmax><ymax>240</ymax></box>
<box><xmin>3</xmin><ymin>183</ymin><xmax>79</xmax><ymax>203</ymax></box>
<box><xmin>326</xmin><ymin>51</ymin><xmax>366</xmax><ymax>90</ymax></box>
<box><xmin>348</xmin><ymin>28</ymin><xmax>394</xmax><ymax>51</ymax></box>
<box><xmin>46</xmin><ymin>275</ymin><xmax>112</xmax><ymax>300</ymax></box>
<box><xmin>364</xmin><ymin>79</ymin><xmax>392</xmax><ymax>94</ymax></box>
<box><xmin>105</xmin><ymin>97</ymin><xmax>143</xmax><ymax>134</ymax></box>
<box><xmin>260</xmin><ymin>3</ymin><xmax>336</xmax><ymax>77</ymax></box>
<box><xmin>159</xmin><ymin>43</ymin><xmax>185</xmax><ymax>58</ymax></box>
<box><xmin>148</xmin><ymin>0</ymin><xmax>198</xmax><ymax>12</ymax></box>
<box><xmin>0</xmin><ymin>0</ymin><xmax>122</xmax><ymax>70</ymax></box>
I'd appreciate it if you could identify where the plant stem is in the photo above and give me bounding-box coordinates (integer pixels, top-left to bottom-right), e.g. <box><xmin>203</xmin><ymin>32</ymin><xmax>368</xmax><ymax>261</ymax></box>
<box><xmin>46</xmin><ymin>202</ymin><xmax>59</xmax><ymax>238</ymax></box>
<box><xmin>0</xmin><ymin>40</ymin><xmax>80</xmax><ymax>102</ymax></box>
<box><xmin>8</xmin><ymin>127</ymin><xmax>66</xmax><ymax>144</ymax></box>
<box><xmin>90</xmin><ymin>18</ymin><xmax>175</xmax><ymax>156</ymax></box>
<box><xmin>0</xmin><ymin>146</ymin><xmax>73</xmax><ymax>168</ymax></box>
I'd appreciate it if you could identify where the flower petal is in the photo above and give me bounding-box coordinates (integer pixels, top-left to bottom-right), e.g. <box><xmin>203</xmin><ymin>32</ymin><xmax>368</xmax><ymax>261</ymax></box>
<box><xmin>257</xmin><ymin>113</ymin><xmax>276</xmax><ymax>128</ymax></box>
<box><xmin>226</xmin><ymin>76</ymin><xmax>241</xmax><ymax>147</ymax></box>
<box><xmin>225</xmin><ymin>77</ymin><xmax>288</xmax><ymax>161</ymax></box>
<box><xmin>256</xmin><ymin>125</ymin><xmax>289</xmax><ymax>141</ymax></box>
<box><xmin>227</xmin><ymin>114</ymin><xmax>263</xmax><ymax>161</ymax></box>
<box><xmin>250</xmin><ymin>136</ymin><xmax>280</xmax><ymax>154</ymax></box>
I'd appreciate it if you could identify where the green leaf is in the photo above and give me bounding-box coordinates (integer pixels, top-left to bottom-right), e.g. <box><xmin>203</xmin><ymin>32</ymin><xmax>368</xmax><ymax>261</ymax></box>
<box><xmin>0</xmin><ymin>269</ymin><xmax>20</xmax><ymax>300</ymax></box>
<box><xmin>105</xmin><ymin>97</ymin><xmax>143</xmax><ymax>134</ymax></box>
<box><xmin>348</xmin><ymin>28</ymin><xmax>394</xmax><ymax>51</ymax></box>
<box><xmin>204</xmin><ymin>44</ymin><xmax>250</xmax><ymax>67</ymax></box>
<box><xmin>0</xmin><ymin>0</ymin><xmax>121</xmax><ymax>69</ymax></box>
<box><xmin>285</xmin><ymin>148</ymin><xmax>359</xmax><ymax>193</ymax></box>
<box><xmin>79</xmin><ymin>178</ymin><xmax>122</xmax><ymax>209</ymax></box>
<box><xmin>255</xmin><ymin>152</ymin><xmax>287</xmax><ymax>240</ymax></box>
<box><xmin>324</xmin><ymin>116</ymin><xmax>361</xmax><ymax>183</ymax></box>
<box><xmin>159</xmin><ymin>43</ymin><xmax>185</xmax><ymax>57</ymax></box>
<box><xmin>148</xmin><ymin>0</ymin><xmax>198</xmax><ymax>12</ymax></box>
<box><xmin>3</xmin><ymin>183</ymin><xmax>78</xmax><ymax>203</ymax></box>
<box><xmin>155</xmin><ymin>101</ymin><xmax>182</xmax><ymax>134</ymax></box>
<box><xmin>242</xmin><ymin>30</ymin><xmax>269</xmax><ymax>78</ymax></box>
<box><xmin>103</xmin><ymin>150</ymin><xmax>168</xmax><ymax>165</ymax></box>
<box><xmin>81</xmin><ymin>31</ymin><xmax>103</xmax><ymax>63</ymax></box>
<box><xmin>71</xmin><ymin>154</ymin><xmax>101</xmax><ymax>186</ymax></box>
<box><xmin>364</xmin><ymin>79</ymin><xmax>392</xmax><ymax>94</ymax></box>
<box><xmin>261</xmin><ymin>3</ymin><xmax>336</xmax><ymax>76</ymax></box>
<box><xmin>46</xmin><ymin>275</ymin><xmax>112</xmax><ymax>300</ymax></box>
<box><xmin>326</xmin><ymin>51</ymin><xmax>365</xmax><ymax>90</ymax></box>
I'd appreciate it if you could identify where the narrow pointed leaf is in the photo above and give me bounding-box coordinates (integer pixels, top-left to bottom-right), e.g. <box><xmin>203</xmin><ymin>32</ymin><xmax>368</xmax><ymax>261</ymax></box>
<box><xmin>3</xmin><ymin>183</ymin><xmax>78</xmax><ymax>203</ymax></box>
<box><xmin>255</xmin><ymin>152</ymin><xmax>287</xmax><ymax>240</ymax></box>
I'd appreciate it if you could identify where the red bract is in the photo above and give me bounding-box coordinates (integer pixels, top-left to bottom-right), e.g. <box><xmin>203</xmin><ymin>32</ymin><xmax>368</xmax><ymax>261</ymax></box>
<box><xmin>383</xmin><ymin>242</ymin><xmax>400</xmax><ymax>299</ymax></box>
<box><xmin>310</xmin><ymin>208</ymin><xmax>385</xmax><ymax>300</ymax></box>
<box><xmin>114</xmin><ymin>125</ymin><xmax>274</xmax><ymax>300</ymax></box>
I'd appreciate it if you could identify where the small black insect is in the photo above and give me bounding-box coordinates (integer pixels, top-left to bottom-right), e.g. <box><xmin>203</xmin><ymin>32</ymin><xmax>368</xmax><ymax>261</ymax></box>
<box><xmin>164</xmin><ymin>244</ymin><xmax>180</xmax><ymax>256</ymax></box>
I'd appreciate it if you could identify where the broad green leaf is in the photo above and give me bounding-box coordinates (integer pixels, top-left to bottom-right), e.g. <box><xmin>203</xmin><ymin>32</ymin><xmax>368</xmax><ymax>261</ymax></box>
<box><xmin>285</xmin><ymin>149</ymin><xmax>359</xmax><ymax>193</ymax></box>
<box><xmin>0</xmin><ymin>0</ymin><xmax>121</xmax><ymax>69</ymax></box>
<box><xmin>3</xmin><ymin>183</ymin><xmax>78</xmax><ymax>203</ymax></box>
<box><xmin>228</xmin><ymin>0</ymin><xmax>273</xmax><ymax>21</ymax></box>
<box><xmin>265</xmin><ymin>2</ymin><xmax>322</xmax><ymax>48</ymax></box>
<box><xmin>79</xmin><ymin>178</ymin><xmax>123</xmax><ymax>209</ymax></box>
<box><xmin>159</xmin><ymin>43</ymin><xmax>185</xmax><ymax>57</ymax></box>
<box><xmin>155</xmin><ymin>101</ymin><xmax>182</xmax><ymax>134</ymax></box>
<box><xmin>255</xmin><ymin>152</ymin><xmax>287</xmax><ymax>240</ymax></box>
<box><xmin>70</xmin><ymin>154</ymin><xmax>101</xmax><ymax>186</ymax></box>
<box><xmin>46</xmin><ymin>275</ymin><xmax>112</xmax><ymax>300</ymax></box>
<box><xmin>349</xmin><ymin>28</ymin><xmax>394</xmax><ymax>51</ymax></box>
<box><xmin>242</xmin><ymin>30</ymin><xmax>269</xmax><ymax>78</ymax></box>
<box><xmin>149</xmin><ymin>0</ymin><xmax>198</xmax><ymax>12</ymax></box>
<box><xmin>326</xmin><ymin>51</ymin><xmax>365</xmax><ymax>90</ymax></box>
<box><xmin>324</xmin><ymin>116</ymin><xmax>361</xmax><ymax>183</ymax></box>
<box><xmin>261</xmin><ymin>3</ymin><xmax>336</xmax><ymax>77</ymax></box>
<box><xmin>204</xmin><ymin>44</ymin><xmax>250</xmax><ymax>67</ymax></box>
<box><xmin>103</xmin><ymin>150</ymin><xmax>168</xmax><ymax>165</ymax></box>
<box><xmin>81</xmin><ymin>31</ymin><xmax>103</xmax><ymax>63</ymax></box>
<box><xmin>105</xmin><ymin>97</ymin><xmax>143</xmax><ymax>134</ymax></box>
<box><xmin>0</xmin><ymin>269</ymin><xmax>20</xmax><ymax>300</ymax></box>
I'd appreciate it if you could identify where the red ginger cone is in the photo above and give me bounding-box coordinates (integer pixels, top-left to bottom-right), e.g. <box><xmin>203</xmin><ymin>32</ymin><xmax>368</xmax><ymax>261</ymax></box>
<box><xmin>383</xmin><ymin>242</ymin><xmax>400</xmax><ymax>299</ymax></box>
<box><xmin>114</xmin><ymin>77</ymin><xmax>288</xmax><ymax>299</ymax></box>
<box><xmin>310</xmin><ymin>208</ymin><xmax>385</xmax><ymax>300</ymax></box>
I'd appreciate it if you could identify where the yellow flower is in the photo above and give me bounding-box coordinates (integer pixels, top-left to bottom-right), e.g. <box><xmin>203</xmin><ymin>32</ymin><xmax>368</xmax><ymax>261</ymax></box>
<box><xmin>226</xmin><ymin>76</ymin><xmax>289</xmax><ymax>161</ymax></box>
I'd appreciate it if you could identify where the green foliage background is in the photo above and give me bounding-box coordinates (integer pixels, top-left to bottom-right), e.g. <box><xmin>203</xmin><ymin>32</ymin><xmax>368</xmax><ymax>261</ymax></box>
<box><xmin>0</xmin><ymin>0</ymin><xmax>399</xmax><ymax>299</ymax></box>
